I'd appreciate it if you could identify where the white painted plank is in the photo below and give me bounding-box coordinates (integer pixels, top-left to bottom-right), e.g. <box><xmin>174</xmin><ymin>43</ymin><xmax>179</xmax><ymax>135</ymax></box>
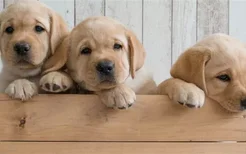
<box><xmin>143</xmin><ymin>0</ymin><xmax>172</xmax><ymax>84</ymax></box>
<box><xmin>229</xmin><ymin>0</ymin><xmax>246</xmax><ymax>42</ymax></box>
<box><xmin>75</xmin><ymin>0</ymin><xmax>104</xmax><ymax>25</ymax></box>
<box><xmin>4</xmin><ymin>0</ymin><xmax>15</xmax><ymax>7</ymax></box>
<box><xmin>197</xmin><ymin>0</ymin><xmax>229</xmax><ymax>40</ymax></box>
<box><xmin>105</xmin><ymin>0</ymin><xmax>142</xmax><ymax>42</ymax></box>
<box><xmin>39</xmin><ymin>0</ymin><xmax>74</xmax><ymax>29</ymax></box>
<box><xmin>172</xmin><ymin>0</ymin><xmax>196</xmax><ymax>64</ymax></box>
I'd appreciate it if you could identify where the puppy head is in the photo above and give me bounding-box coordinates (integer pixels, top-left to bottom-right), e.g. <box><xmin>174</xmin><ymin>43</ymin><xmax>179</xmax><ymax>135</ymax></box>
<box><xmin>0</xmin><ymin>0</ymin><xmax>68</xmax><ymax>73</ymax></box>
<box><xmin>65</xmin><ymin>16</ymin><xmax>145</xmax><ymax>91</ymax></box>
<box><xmin>171</xmin><ymin>33</ymin><xmax>246</xmax><ymax>112</ymax></box>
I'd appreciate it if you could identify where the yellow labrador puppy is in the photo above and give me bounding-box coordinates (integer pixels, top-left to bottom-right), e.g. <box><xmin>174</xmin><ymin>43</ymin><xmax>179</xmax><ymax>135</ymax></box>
<box><xmin>0</xmin><ymin>0</ymin><xmax>72</xmax><ymax>100</ymax></box>
<box><xmin>41</xmin><ymin>16</ymin><xmax>157</xmax><ymax>109</ymax></box>
<box><xmin>158</xmin><ymin>33</ymin><xmax>246</xmax><ymax>112</ymax></box>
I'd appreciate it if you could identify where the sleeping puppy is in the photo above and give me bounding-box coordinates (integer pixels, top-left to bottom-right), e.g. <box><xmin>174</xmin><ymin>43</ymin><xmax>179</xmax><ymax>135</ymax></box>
<box><xmin>0</xmin><ymin>0</ymin><xmax>72</xmax><ymax>100</ymax></box>
<box><xmin>41</xmin><ymin>16</ymin><xmax>157</xmax><ymax>109</ymax></box>
<box><xmin>158</xmin><ymin>33</ymin><xmax>246</xmax><ymax>112</ymax></box>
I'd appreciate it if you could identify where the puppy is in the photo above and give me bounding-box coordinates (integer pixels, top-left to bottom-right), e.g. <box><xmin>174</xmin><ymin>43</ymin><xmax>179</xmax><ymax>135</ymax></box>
<box><xmin>41</xmin><ymin>16</ymin><xmax>157</xmax><ymax>109</ymax></box>
<box><xmin>158</xmin><ymin>33</ymin><xmax>246</xmax><ymax>112</ymax></box>
<box><xmin>0</xmin><ymin>0</ymin><xmax>72</xmax><ymax>100</ymax></box>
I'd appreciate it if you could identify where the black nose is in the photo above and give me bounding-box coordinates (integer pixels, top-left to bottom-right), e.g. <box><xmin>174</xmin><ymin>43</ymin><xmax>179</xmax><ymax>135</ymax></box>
<box><xmin>96</xmin><ymin>60</ymin><xmax>115</xmax><ymax>76</ymax></box>
<box><xmin>14</xmin><ymin>42</ymin><xmax>30</xmax><ymax>56</ymax></box>
<box><xmin>240</xmin><ymin>99</ymin><xmax>246</xmax><ymax>110</ymax></box>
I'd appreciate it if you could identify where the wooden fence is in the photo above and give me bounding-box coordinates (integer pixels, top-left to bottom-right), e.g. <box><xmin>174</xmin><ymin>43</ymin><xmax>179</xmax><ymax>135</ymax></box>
<box><xmin>0</xmin><ymin>94</ymin><xmax>245</xmax><ymax>153</ymax></box>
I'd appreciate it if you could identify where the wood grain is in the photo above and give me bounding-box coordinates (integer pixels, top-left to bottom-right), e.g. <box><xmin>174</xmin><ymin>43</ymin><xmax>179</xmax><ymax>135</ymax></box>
<box><xmin>172</xmin><ymin>0</ymin><xmax>196</xmax><ymax>63</ymax></box>
<box><xmin>0</xmin><ymin>94</ymin><xmax>245</xmax><ymax>141</ymax></box>
<box><xmin>197</xmin><ymin>0</ymin><xmax>229</xmax><ymax>40</ymax></box>
<box><xmin>105</xmin><ymin>0</ymin><xmax>142</xmax><ymax>42</ymax></box>
<box><xmin>0</xmin><ymin>142</ymin><xmax>245</xmax><ymax>154</ymax></box>
<box><xmin>75</xmin><ymin>0</ymin><xmax>105</xmax><ymax>25</ymax></box>
<box><xmin>143</xmin><ymin>0</ymin><xmax>172</xmax><ymax>84</ymax></box>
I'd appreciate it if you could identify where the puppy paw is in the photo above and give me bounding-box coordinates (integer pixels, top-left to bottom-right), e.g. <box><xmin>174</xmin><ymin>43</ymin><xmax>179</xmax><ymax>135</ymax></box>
<box><xmin>5</xmin><ymin>79</ymin><xmax>38</xmax><ymax>101</ymax></box>
<box><xmin>97</xmin><ymin>85</ymin><xmax>136</xmax><ymax>109</ymax></box>
<box><xmin>40</xmin><ymin>71</ymin><xmax>73</xmax><ymax>93</ymax></box>
<box><xmin>170</xmin><ymin>83</ymin><xmax>205</xmax><ymax>108</ymax></box>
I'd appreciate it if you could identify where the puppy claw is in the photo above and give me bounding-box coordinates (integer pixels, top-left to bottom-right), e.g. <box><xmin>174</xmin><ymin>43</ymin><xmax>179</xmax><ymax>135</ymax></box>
<box><xmin>40</xmin><ymin>71</ymin><xmax>73</xmax><ymax>93</ymax></box>
<box><xmin>52</xmin><ymin>84</ymin><xmax>60</xmax><ymax>91</ymax></box>
<box><xmin>186</xmin><ymin>104</ymin><xmax>196</xmax><ymax>108</ymax></box>
<box><xmin>118</xmin><ymin>106</ymin><xmax>126</xmax><ymax>110</ymax></box>
<box><xmin>5</xmin><ymin>79</ymin><xmax>38</xmax><ymax>101</ymax></box>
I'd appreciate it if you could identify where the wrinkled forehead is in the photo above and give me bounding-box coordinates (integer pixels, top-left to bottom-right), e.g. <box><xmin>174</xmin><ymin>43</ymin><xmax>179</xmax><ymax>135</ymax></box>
<box><xmin>72</xmin><ymin>18</ymin><xmax>128</xmax><ymax>45</ymax></box>
<box><xmin>204</xmin><ymin>38</ymin><xmax>246</xmax><ymax>73</ymax></box>
<box><xmin>1</xmin><ymin>2</ymin><xmax>50</xmax><ymax>30</ymax></box>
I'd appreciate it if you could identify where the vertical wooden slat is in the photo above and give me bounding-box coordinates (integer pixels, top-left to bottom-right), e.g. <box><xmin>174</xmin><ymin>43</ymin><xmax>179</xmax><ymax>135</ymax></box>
<box><xmin>229</xmin><ymin>0</ymin><xmax>246</xmax><ymax>42</ymax></box>
<box><xmin>197</xmin><ymin>0</ymin><xmax>229</xmax><ymax>40</ymax></box>
<box><xmin>0</xmin><ymin>0</ymin><xmax>3</xmax><ymax>10</ymax></box>
<box><xmin>105</xmin><ymin>0</ymin><xmax>142</xmax><ymax>42</ymax></box>
<box><xmin>75</xmin><ymin>0</ymin><xmax>105</xmax><ymax>25</ymax></box>
<box><xmin>39</xmin><ymin>0</ymin><xmax>74</xmax><ymax>29</ymax></box>
<box><xmin>4</xmin><ymin>0</ymin><xmax>15</xmax><ymax>7</ymax></box>
<box><xmin>143</xmin><ymin>0</ymin><xmax>172</xmax><ymax>84</ymax></box>
<box><xmin>172</xmin><ymin>0</ymin><xmax>196</xmax><ymax>63</ymax></box>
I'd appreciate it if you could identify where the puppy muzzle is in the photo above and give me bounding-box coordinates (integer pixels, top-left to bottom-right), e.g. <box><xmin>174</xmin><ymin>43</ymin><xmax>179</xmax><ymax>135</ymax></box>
<box><xmin>96</xmin><ymin>60</ymin><xmax>115</xmax><ymax>82</ymax></box>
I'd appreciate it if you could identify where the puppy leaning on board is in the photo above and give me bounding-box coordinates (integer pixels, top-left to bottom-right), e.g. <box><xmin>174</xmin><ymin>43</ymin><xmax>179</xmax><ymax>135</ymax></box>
<box><xmin>158</xmin><ymin>33</ymin><xmax>246</xmax><ymax>112</ymax></box>
<box><xmin>0</xmin><ymin>0</ymin><xmax>73</xmax><ymax>100</ymax></box>
<box><xmin>41</xmin><ymin>16</ymin><xmax>157</xmax><ymax>109</ymax></box>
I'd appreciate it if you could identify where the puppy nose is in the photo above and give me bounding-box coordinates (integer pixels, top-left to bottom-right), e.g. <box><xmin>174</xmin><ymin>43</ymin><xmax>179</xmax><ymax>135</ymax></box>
<box><xmin>14</xmin><ymin>42</ymin><xmax>30</xmax><ymax>56</ymax></box>
<box><xmin>240</xmin><ymin>99</ymin><xmax>246</xmax><ymax>110</ymax></box>
<box><xmin>96</xmin><ymin>60</ymin><xmax>115</xmax><ymax>75</ymax></box>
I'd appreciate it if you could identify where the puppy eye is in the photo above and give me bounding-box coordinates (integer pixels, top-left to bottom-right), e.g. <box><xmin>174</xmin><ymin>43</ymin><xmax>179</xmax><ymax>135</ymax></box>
<box><xmin>35</xmin><ymin>25</ymin><xmax>45</xmax><ymax>33</ymax></box>
<box><xmin>216</xmin><ymin>74</ymin><xmax>231</xmax><ymax>82</ymax></box>
<box><xmin>81</xmin><ymin>47</ymin><xmax>92</xmax><ymax>55</ymax></box>
<box><xmin>5</xmin><ymin>26</ymin><xmax>14</xmax><ymax>34</ymax></box>
<box><xmin>113</xmin><ymin>43</ymin><xmax>122</xmax><ymax>50</ymax></box>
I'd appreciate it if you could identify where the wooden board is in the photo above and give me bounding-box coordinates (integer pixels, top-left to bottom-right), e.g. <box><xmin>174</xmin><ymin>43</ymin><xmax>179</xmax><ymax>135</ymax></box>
<box><xmin>39</xmin><ymin>0</ymin><xmax>75</xmax><ymax>29</ymax></box>
<box><xmin>172</xmin><ymin>0</ymin><xmax>196</xmax><ymax>63</ymax></box>
<box><xmin>105</xmin><ymin>0</ymin><xmax>142</xmax><ymax>42</ymax></box>
<box><xmin>0</xmin><ymin>142</ymin><xmax>245</xmax><ymax>154</ymax></box>
<box><xmin>197</xmin><ymin>0</ymin><xmax>229</xmax><ymax>40</ymax></box>
<box><xmin>0</xmin><ymin>94</ymin><xmax>245</xmax><ymax>141</ymax></box>
<box><xmin>143</xmin><ymin>0</ymin><xmax>172</xmax><ymax>84</ymax></box>
<box><xmin>75</xmin><ymin>0</ymin><xmax>105</xmax><ymax>25</ymax></box>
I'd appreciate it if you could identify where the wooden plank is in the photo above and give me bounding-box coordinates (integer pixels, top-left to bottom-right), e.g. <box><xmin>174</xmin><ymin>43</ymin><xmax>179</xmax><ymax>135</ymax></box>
<box><xmin>75</xmin><ymin>0</ymin><xmax>105</xmax><ymax>25</ymax></box>
<box><xmin>197</xmin><ymin>0</ymin><xmax>229</xmax><ymax>40</ymax></box>
<box><xmin>0</xmin><ymin>142</ymin><xmax>246</xmax><ymax>154</ymax></box>
<box><xmin>143</xmin><ymin>0</ymin><xmax>172</xmax><ymax>84</ymax></box>
<box><xmin>229</xmin><ymin>0</ymin><xmax>246</xmax><ymax>42</ymax></box>
<box><xmin>39</xmin><ymin>0</ymin><xmax>74</xmax><ymax>29</ymax></box>
<box><xmin>172</xmin><ymin>0</ymin><xmax>196</xmax><ymax>63</ymax></box>
<box><xmin>105</xmin><ymin>0</ymin><xmax>142</xmax><ymax>42</ymax></box>
<box><xmin>0</xmin><ymin>0</ymin><xmax>3</xmax><ymax>11</ymax></box>
<box><xmin>0</xmin><ymin>94</ymin><xmax>245</xmax><ymax>141</ymax></box>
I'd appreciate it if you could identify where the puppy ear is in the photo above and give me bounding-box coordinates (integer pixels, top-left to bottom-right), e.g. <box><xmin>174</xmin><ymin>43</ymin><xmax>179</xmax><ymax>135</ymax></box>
<box><xmin>42</xmin><ymin>10</ymin><xmax>69</xmax><ymax>75</ymax></box>
<box><xmin>42</xmin><ymin>36</ymin><xmax>70</xmax><ymax>75</ymax></box>
<box><xmin>170</xmin><ymin>46</ymin><xmax>211</xmax><ymax>93</ymax></box>
<box><xmin>49</xmin><ymin>11</ymin><xmax>69</xmax><ymax>55</ymax></box>
<box><xmin>127</xmin><ymin>30</ymin><xmax>146</xmax><ymax>79</ymax></box>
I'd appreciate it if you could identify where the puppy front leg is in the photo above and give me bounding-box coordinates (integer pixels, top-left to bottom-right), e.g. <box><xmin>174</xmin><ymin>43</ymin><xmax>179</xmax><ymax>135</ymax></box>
<box><xmin>5</xmin><ymin>79</ymin><xmax>38</xmax><ymax>101</ymax></box>
<box><xmin>157</xmin><ymin>78</ymin><xmax>205</xmax><ymax>108</ymax></box>
<box><xmin>96</xmin><ymin>84</ymin><xmax>136</xmax><ymax>109</ymax></box>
